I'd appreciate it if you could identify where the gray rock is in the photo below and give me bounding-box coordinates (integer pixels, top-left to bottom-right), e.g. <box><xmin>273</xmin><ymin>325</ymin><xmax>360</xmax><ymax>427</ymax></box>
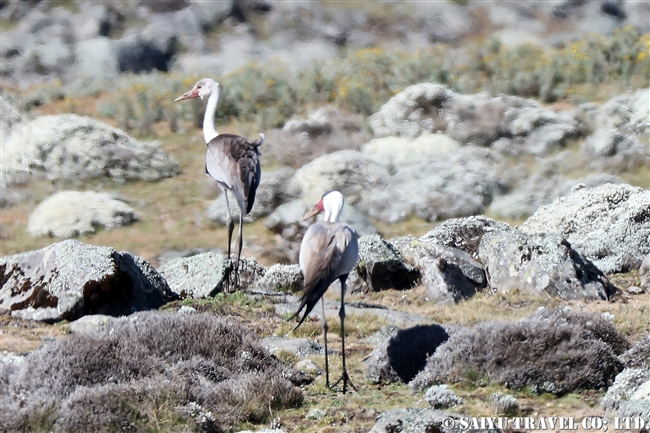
<box><xmin>27</xmin><ymin>191</ymin><xmax>139</xmax><ymax>238</ymax></box>
<box><xmin>368</xmin><ymin>83</ymin><xmax>455</xmax><ymax>138</ymax></box>
<box><xmin>620</xmin><ymin>336</ymin><xmax>650</xmax><ymax>369</ymax></box>
<box><xmin>358</xmin><ymin>147</ymin><xmax>509</xmax><ymax>223</ymax></box>
<box><xmin>365</xmin><ymin>324</ymin><xmax>399</xmax><ymax>344</ymax></box>
<box><xmin>252</xmin><ymin>264</ymin><xmax>303</xmax><ymax>293</ymax></box>
<box><xmin>370</xmin><ymin>408</ymin><xmax>502</xmax><ymax>433</ymax></box>
<box><xmin>520</xmin><ymin>183</ymin><xmax>650</xmax><ymax>274</ymax></box>
<box><xmin>189</xmin><ymin>0</ymin><xmax>233</xmax><ymax>30</ymax></box>
<box><xmin>389</xmin><ymin>236</ymin><xmax>484</xmax><ymax>304</ymax></box>
<box><xmin>522</xmin><ymin>122</ymin><xmax>577</xmax><ymax>155</ymax></box>
<box><xmin>74</xmin><ymin>37</ymin><xmax>119</xmax><ymax>80</ymax></box>
<box><xmin>601</xmin><ymin>367</ymin><xmax>650</xmax><ymax>413</ymax></box>
<box><xmin>283</xmin><ymin>108</ymin><xmax>333</xmax><ymax>137</ymax></box>
<box><xmin>369</xmin><ymin>83</ymin><xmax>582</xmax><ymax>154</ymax></box>
<box><xmin>208</xmin><ymin>167</ymin><xmax>296</xmax><ymax>224</ymax></box>
<box><xmin>479</xmin><ymin>230</ymin><xmax>615</xmax><ymax>300</ymax></box>
<box><xmin>157</xmin><ymin>251</ymin><xmax>229</xmax><ymax>299</ymax></box>
<box><xmin>288</xmin><ymin>150</ymin><xmax>390</xmax><ymax>205</ymax></box>
<box><xmin>424</xmin><ymin>385</ymin><xmax>463</xmax><ymax>409</ymax></box>
<box><xmin>590</xmin><ymin>88</ymin><xmax>650</xmax><ymax>135</ymax></box>
<box><xmin>0</xmin><ymin>240</ymin><xmax>176</xmax><ymax>322</ymax></box>
<box><xmin>361</xmin><ymin>134</ymin><xmax>460</xmax><ymax>167</ymax></box>
<box><xmin>419</xmin><ymin>216</ymin><xmax>510</xmax><ymax>260</ymax></box>
<box><xmin>353</xmin><ymin>235</ymin><xmax>419</xmax><ymax>292</ymax></box>
<box><xmin>68</xmin><ymin>314</ymin><xmax>119</xmax><ymax>334</ymax></box>
<box><xmin>365</xmin><ymin>324</ymin><xmax>450</xmax><ymax>384</ymax></box>
<box><xmin>581</xmin><ymin>128</ymin><xmax>650</xmax><ymax>172</ymax></box>
<box><xmin>2</xmin><ymin>114</ymin><xmax>179</xmax><ymax>186</ymax></box>
<box><xmin>416</xmin><ymin>1</ymin><xmax>475</xmax><ymax>44</ymax></box>
<box><xmin>261</xmin><ymin>336</ymin><xmax>332</xmax><ymax>358</ymax></box>
<box><xmin>0</xmin><ymin>7</ymin><xmax>76</xmax><ymax>86</ymax></box>
<box><xmin>640</xmin><ymin>255</ymin><xmax>650</xmax><ymax>293</ymax></box>
<box><xmin>490</xmin><ymin>173</ymin><xmax>624</xmax><ymax>220</ymax></box>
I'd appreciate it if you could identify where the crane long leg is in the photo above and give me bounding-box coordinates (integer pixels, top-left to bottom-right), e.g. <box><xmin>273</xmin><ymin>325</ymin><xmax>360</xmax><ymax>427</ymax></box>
<box><xmin>223</xmin><ymin>189</ymin><xmax>234</xmax><ymax>260</ymax></box>
<box><xmin>232</xmin><ymin>212</ymin><xmax>244</xmax><ymax>289</ymax></box>
<box><xmin>222</xmin><ymin>189</ymin><xmax>237</xmax><ymax>292</ymax></box>
<box><xmin>330</xmin><ymin>276</ymin><xmax>357</xmax><ymax>393</ymax></box>
<box><xmin>321</xmin><ymin>298</ymin><xmax>330</xmax><ymax>389</ymax></box>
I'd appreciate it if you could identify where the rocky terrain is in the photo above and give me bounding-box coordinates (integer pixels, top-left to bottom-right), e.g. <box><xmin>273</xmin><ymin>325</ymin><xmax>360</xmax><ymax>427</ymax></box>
<box><xmin>1</xmin><ymin>0</ymin><xmax>649</xmax><ymax>432</ymax></box>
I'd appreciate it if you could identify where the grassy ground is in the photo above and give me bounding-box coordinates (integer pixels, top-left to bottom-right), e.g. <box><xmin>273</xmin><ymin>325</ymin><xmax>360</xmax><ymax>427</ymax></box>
<box><xmin>2</xmin><ymin>287</ymin><xmax>648</xmax><ymax>432</ymax></box>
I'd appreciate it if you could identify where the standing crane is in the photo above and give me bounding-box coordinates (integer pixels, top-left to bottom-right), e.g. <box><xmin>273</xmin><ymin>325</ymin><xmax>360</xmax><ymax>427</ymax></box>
<box><xmin>292</xmin><ymin>191</ymin><xmax>359</xmax><ymax>393</ymax></box>
<box><xmin>175</xmin><ymin>78</ymin><xmax>263</xmax><ymax>280</ymax></box>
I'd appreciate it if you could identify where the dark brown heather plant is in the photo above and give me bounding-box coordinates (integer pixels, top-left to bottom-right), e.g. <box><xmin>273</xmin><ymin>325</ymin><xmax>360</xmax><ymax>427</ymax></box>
<box><xmin>0</xmin><ymin>311</ymin><xmax>303</xmax><ymax>433</ymax></box>
<box><xmin>410</xmin><ymin>308</ymin><xmax>628</xmax><ymax>395</ymax></box>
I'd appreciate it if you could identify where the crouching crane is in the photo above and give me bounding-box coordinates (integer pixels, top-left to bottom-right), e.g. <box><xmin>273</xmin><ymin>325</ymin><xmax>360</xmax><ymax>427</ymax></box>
<box><xmin>175</xmin><ymin>78</ymin><xmax>263</xmax><ymax>281</ymax></box>
<box><xmin>291</xmin><ymin>191</ymin><xmax>359</xmax><ymax>393</ymax></box>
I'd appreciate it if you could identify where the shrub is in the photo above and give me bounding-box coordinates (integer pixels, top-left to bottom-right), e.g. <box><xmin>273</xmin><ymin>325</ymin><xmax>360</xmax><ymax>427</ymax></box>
<box><xmin>410</xmin><ymin>308</ymin><xmax>628</xmax><ymax>395</ymax></box>
<box><xmin>0</xmin><ymin>311</ymin><xmax>302</xmax><ymax>432</ymax></box>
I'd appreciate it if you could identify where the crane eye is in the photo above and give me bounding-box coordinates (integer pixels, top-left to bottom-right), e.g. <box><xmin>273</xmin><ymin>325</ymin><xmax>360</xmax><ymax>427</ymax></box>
<box><xmin>197</xmin><ymin>85</ymin><xmax>202</xmax><ymax>89</ymax></box>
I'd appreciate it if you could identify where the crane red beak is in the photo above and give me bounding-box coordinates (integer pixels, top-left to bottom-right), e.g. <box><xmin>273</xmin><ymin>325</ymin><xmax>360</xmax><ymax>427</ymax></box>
<box><xmin>301</xmin><ymin>205</ymin><xmax>321</xmax><ymax>222</ymax></box>
<box><xmin>301</xmin><ymin>199</ymin><xmax>325</xmax><ymax>222</ymax></box>
<box><xmin>174</xmin><ymin>89</ymin><xmax>199</xmax><ymax>102</ymax></box>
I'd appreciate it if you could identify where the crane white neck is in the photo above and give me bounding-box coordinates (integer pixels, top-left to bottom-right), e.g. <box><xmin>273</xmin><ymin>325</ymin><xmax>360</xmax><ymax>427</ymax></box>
<box><xmin>322</xmin><ymin>191</ymin><xmax>344</xmax><ymax>223</ymax></box>
<box><xmin>202</xmin><ymin>81</ymin><xmax>221</xmax><ymax>143</ymax></box>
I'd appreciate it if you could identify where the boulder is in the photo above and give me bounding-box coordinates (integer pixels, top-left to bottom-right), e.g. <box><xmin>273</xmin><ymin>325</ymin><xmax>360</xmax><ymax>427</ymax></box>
<box><xmin>27</xmin><ymin>191</ymin><xmax>139</xmax><ymax>238</ymax></box>
<box><xmin>478</xmin><ymin>229</ymin><xmax>615</xmax><ymax>300</ymax></box>
<box><xmin>2</xmin><ymin>114</ymin><xmax>179</xmax><ymax>186</ymax></box>
<box><xmin>358</xmin><ymin>146</ymin><xmax>509</xmax><ymax>223</ymax></box>
<box><xmin>419</xmin><ymin>216</ymin><xmax>510</xmax><ymax>260</ymax></box>
<box><xmin>288</xmin><ymin>150</ymin><xmax>390</xmax><ymax>205</ymax></box>
<box><xmin>370</xmin><ymin>408</ymin><xmax>502</xmax><ymax>433</ymax></box>
<box><xmin>619</xmin><ymin>336</ymin><xmax>650</xmax><ymax>369</ymax></box>
<box><xmin>389</xmin><ymin>236</ymin><xmax>485</xmax><ymax>304</ymax></box>
<box><xmin>251</xmin><ymin>264</ymin><xmax>303</xmax><ymax>293</ymax></box>
<box><xmin>265</xmin><ymin>106</ymin><xmax>369</xmax><ymax>167</ymax></box>
<box><xmin>157</xmin><ymin>251</ymin><xmax>229</xmax><ymax>299</ymax></box>
<box><xmin>415</xmin><ymin>1</ymin><xmax>475</xmax><ymax>44</ymax></box>
<box><xmin>589</xmin><ymin>88</ymin><xmax>650</xmax><ymax>135</ymax></box>
<box><xmin>368</xmin><ymin>83</ymin><xmax>455</xmax><ymax>138</ymax></box>
<box><xmin>116</xmin><ymin>36</ymin><xmax>176</xmax><ymax>74</ymax></box>
<box><xmin>0</xmin><ymin>7</ymin><xmax>76</xmax><ymax>86</ymax></box>
<box><xmin>74</xmin><ymin>38</ymin><xmax>120</xmax><ymax>80</ymax></box>
<box><xmin>581</xmin><ymin>128</ymin><xmax>650</xmax><ymax>172</ymax></box>
<box><xmin>411</xmin><ymin>308</ymin><xmax>627</xmax><ymax>394</ymax></box>
<box><xmin>601</xmin><ymin>367</ymin><xmax>650</xmax><ymax>418</ymax></box>
<box><xmin>353</xmin><ymin>235</ymin><xmax>419</xmax><ymax>292</ymax></box>
<box><xmin>369</xmin><ymin>83</ymin><xmax>583</xmax><ymax>154</ymax></box>
<box><xmin>520</xmin><ymin>183</ymin><xmax>650</xmax><ymax>274</ymax></box>
<box><xmin>361</xmin><ymin>134</ymin><xmax>460</xmax><ymax>167</ymax></box>
<box><xmin>365</xmin><ymin>324</ymin><xmax>450</xmax><ymax>384</ymax></box>
<box><xmin>0</xmin><ymin>240</ymin><xmax>176</xmax><ymax>322</ymax></box>
<box><xmin>490</xmin><ymin>173</ymin><xmax>624</xmax><ymax>220</ymax></box>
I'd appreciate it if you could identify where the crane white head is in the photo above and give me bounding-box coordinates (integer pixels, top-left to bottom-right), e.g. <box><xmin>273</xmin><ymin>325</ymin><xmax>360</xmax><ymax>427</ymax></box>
<box><xmin>174</xmin><ymin>78</ymin><xmax>221</xmax><ymax>102</ymax></box>
<box><xmin>301</xmin><ymin>191</ymin><xmax>344</xmax><ymax>223</ymax></box>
